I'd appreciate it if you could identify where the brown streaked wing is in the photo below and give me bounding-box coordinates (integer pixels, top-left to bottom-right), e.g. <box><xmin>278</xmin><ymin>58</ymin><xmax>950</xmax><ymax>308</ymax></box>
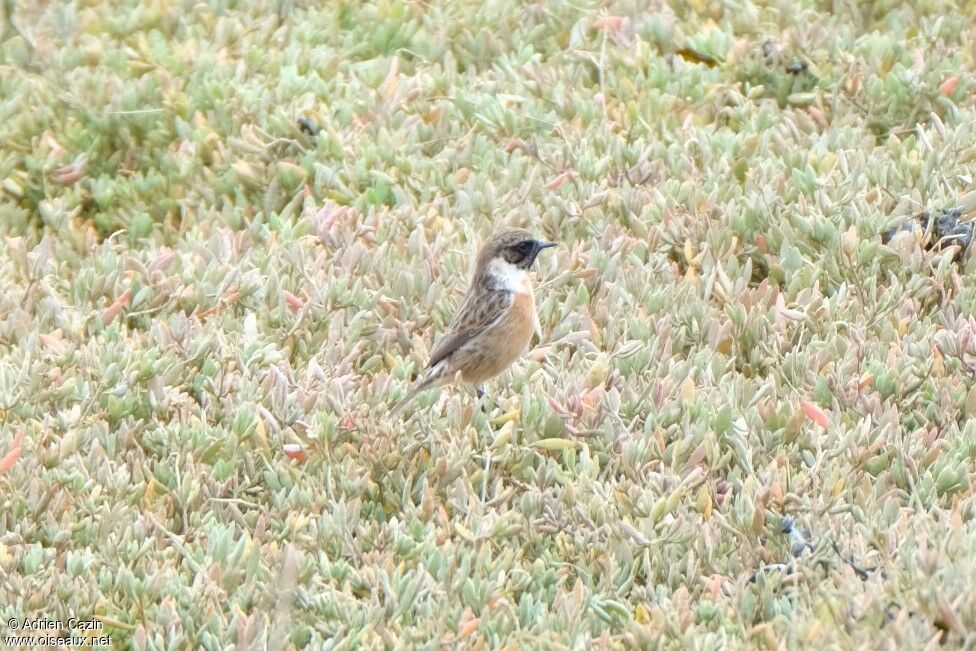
<box><xmin>427</xmin><ymin>289</ymin><xmax>512</xmax><ymax>369</ymax></box>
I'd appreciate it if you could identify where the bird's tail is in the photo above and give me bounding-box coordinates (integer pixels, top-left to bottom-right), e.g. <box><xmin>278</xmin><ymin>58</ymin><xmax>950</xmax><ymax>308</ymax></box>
<box><xmin>389</xmin><ymin>366</ymin><xmax>447</xmax><ymax>417</ymax></box>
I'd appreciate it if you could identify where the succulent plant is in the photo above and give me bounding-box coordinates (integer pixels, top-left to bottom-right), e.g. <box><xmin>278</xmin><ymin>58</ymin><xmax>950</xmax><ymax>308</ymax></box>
<box><xmin>2</xmin><ymin>0</ymin><xmax>976</xmax><ymax>648</ymax></box>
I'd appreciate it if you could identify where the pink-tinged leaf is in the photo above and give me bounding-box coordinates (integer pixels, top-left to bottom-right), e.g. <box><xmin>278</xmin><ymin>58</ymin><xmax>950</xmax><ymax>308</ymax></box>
<box><xmin>807</xmin><ymin>106</ymin><xmax>828</xmax><ymax>129</ymax></box>
<box><xmin>801</xmin><ymin>400</ymin><xmax>830</xmax><ymax>427</ymax></box>
<box><xmin>52</xmin><ymin>159</ymin><xmax>87</xmax><ymax>185</ymax></box>
<box><xmin>0</xmin><ymin>448</ymin><xmax>20</xmax><ymax>475</ymax></box>
<box><xmin>147</xmin><ymin>249</ymin><xmax>176</xmax><ymax>275</ymax></box>
<box><xmin>101</xmin><ymin>289</ymin><xmax>132</xmax><ymax>326</ymax></box>
<box><xmin>43</xmin><ymin>132</ymin><xmax>66</xmax><ymax>158</ymax></box>
<box><xmin>940</xmin><ymin>75</ymin><xmax>960</xmax><ymax>96</ymax></box>
<box><xmin>912</xmin><ymin>49</ymin><xmax>925</xmax><ymax>73</ymax></box>
<box><xmin>282</xmin><ymin>444</ymin><xmax>307</xmax><ymax>462</ymax></box>
<box><xmin>960</xmin><ymin>328</ymin><xmax>973</xmax><ymax>355</ymax></box>
<box><xmin>686</xmin><ymin>442</ymin><xmax>707</xmax><ymax>468</ymax></box>
<box><xmin>593</xmin><ymin>15</ymin><xmax>625</xmax><ymax>31</ymax></box>
<box><xmin>774</xmin><ymin>293</ymin><xmax>786</xmax><ymax>329</ymax></box>
<box><xmin>778</xmin><ymin>305</ymin><xmax>810</xmax><ymax>322</ymax></box>
<box><xmin>581</xmin><ymin>386</ymin><xmax>603</xmax><ymax>408</ymax></box>
<box><xmin>505</xmin><ymin>138</ymin><xmax>530</xmax><ymax>154</ymax></box>
<box><xmin>222</xmin><ymin>287</ymin><xmax>241</xmax><ymax>304</ymax></box>
<box><xmin>381</xmin><ymin>56</ymin><xmax>399</xmax><ymax>100</ymax></box>
<box><xmin>283</xmin><ymin>290</ymin><xmax>304</xmax><ymax>312</ymax></box>
<box><xmin>457</xmin><ymin>608</ymin><xmax>481</xmax><ymax>637</ymax></box>
<box><xmin>311</xmin><ymin>202</ymin><xmax>351</xmax><ymax>231</ymax></box>
<box><xmin>547</xmin><ymin>397</ymin><xmax>573</xmax><ymax>417</ymax></box>
<box><xmin>0</xmin><ymin>430</ymin><xmax>24</xmax><ymax>475</ymax></box>
<box><xmin>546</xmin><ymin>170</ymin><xmax>575</xmax><ymax>190</ymax></box>
<box><xmin>39</xmin><ymin>333</ymin><xmax>66</xmax><ymax>354</ymax></box>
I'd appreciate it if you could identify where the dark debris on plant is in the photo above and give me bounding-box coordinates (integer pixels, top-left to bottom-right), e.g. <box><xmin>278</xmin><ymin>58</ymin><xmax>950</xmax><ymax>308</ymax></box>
<box><xmin>782</xmin><ymin>516</ymin><xmax>815</xmax><ymax>558</ymax></box>
<box><xmin>882</xmin><ymin>207</ymin><xmax>974</xmax><ymax>260</ymax></box>
<box><xmin>785</xmin><ymin>59</ymin><xmax>809</xmax><ymax>75</ymax></box>
<box><xmin>750</xmin><ymin>517</ymin><xmax>878</xmax><ymax>583</ymax></box>
<box><xmin>297</xmin><ymin>117</ymin><xmax>319</xmax><ymax>136</ymax></box>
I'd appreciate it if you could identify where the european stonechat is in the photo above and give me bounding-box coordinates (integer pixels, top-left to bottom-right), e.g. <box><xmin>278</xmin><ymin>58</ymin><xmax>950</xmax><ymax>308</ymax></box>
<box><xmin>391</xmin><ymin>228</ymin><xmax>556</xmax><ymax>415</ymax></box>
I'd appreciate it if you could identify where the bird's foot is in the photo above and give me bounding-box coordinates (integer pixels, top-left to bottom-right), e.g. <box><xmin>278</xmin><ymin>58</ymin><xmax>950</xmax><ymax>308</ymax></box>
<box><xmin>476</xmin><ymin>389</ymin><xmax>501</xmax><ymax>414</ymax></box>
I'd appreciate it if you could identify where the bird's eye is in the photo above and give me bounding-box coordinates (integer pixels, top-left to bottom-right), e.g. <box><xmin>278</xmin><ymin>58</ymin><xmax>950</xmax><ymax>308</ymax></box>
<box><xmin>511</xmin><ymin>241</ymin><xmax>534</xmax><ymax>257</ymax></box>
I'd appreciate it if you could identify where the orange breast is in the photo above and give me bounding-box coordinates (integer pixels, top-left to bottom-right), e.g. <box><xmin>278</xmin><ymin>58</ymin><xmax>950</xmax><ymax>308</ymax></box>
<box><xmin>459</xmin><ymin>289</ymin><xmax>537</xmax><ymax>384</ymax></box>
<box><xmin>507</xmin><ymin>291</ymin><xmax>537</xmax><ymax>344</ymax></box>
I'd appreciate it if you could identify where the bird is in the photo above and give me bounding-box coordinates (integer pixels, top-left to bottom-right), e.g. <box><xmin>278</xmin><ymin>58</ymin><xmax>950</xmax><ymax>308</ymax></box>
<box><xmin>391</xmin><ymin>228</ymin><xmax>556</xmax><ymax>416</ymax></box>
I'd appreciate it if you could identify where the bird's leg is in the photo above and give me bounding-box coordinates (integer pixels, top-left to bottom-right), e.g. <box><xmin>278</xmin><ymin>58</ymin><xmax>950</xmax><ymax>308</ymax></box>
<box><xmin>475</xmin><ymin>386</ymin><xmax>501</xmax><ymax>414</ymax></box>
<box><xmin>474</xmin><ymin>388</ymin><xmax>495</xmax><ymax>502</ymax></box>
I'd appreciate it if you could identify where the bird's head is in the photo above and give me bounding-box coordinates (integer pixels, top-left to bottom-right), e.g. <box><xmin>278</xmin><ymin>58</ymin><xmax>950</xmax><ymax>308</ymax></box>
<box><xmin>472</xmin><ymin>228</ymin><xmax>556</xmax><ymax>291</ymax></box>
<box><xmin>478</xmin><ymin>227</ymin><xmax>556</xmax><ymax>270</ymax></box>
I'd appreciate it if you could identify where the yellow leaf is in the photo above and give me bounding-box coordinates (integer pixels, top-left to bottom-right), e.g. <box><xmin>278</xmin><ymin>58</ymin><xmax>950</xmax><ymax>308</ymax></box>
<box><xmin>253</xmin><ymin>416</ymin><xmax>269</xmax><ymax>451</ymax></box>
<box><xmin>588</xmin><ymin>353</ymin><xmax>610</xmax><ymax>387</ymax></box>
<box><xmin>530</xmin><ymin>438</ymin><xmax>580</xmax><ymax>451</ymax></box>
<box><xmin>491</xmin><ymin>421</ymin><xmax>515</xmax><ymax>450</ymax></box>
<box><xmin>684</xmin><ymin>238</ymin><xmax>696</xmax><ymax>266</ymax></box>
<box><xmin>142</xmin><ymin>478</ymin><xmax>160</xmax><ymax>509</ymax></box>
<box><xmin>635</xmin><ymin>603</ymin><xmax>651</xmax><ymax>625</ymax></box>
<box><xmin>490</xmin><ymin>409</ymin><xmax>520</xmax><ymax>427</ymax></box>
<box><xmin>932</xmin><ymin>347</ymin><xmax>945</xmax><ymax>378</ymax></box>
<box><xmin>715</xmin><ymin>337</ymin><xmax>732</xmax><ymax>355</ymax></box>
<box><xmin>697</xmin><ymin>485</ymin><xmax>712</xmax><ymax>518</ymax></box>
<box><xmin>455</xmin><ymin>522</ymin><xmax>473</xmax><ymax>540</ymax></box>
<box><xmin>831</xmin><ymin>477</ymin><xmax>845</xmax><ymax>499</ymax></box>
<box><xmin>680</xmin><ymin>377</ymin><xmax>696</xmax><ymax>405</ymax></box>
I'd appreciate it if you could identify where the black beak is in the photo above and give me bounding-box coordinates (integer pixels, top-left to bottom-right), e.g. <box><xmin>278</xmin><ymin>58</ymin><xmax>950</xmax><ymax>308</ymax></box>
<box><xmin>526</xmin><ymin>240</ymin><xmax>556</xmax><ymax>267</ymax></box>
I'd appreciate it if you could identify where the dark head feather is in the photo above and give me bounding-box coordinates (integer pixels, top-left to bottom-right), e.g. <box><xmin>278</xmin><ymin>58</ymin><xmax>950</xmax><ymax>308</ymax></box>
<box><xmin>473</xmin><ymin>228</ymin><xmax>556</xmax><ymax>281</ymax></box>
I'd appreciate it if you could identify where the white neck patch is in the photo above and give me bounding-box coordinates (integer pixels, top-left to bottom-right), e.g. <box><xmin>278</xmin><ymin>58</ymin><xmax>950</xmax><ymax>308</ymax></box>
<box><xmin>488</xmin><ymin>258</ymin><xmax>529</xmax><ymax>293</ymax></box>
